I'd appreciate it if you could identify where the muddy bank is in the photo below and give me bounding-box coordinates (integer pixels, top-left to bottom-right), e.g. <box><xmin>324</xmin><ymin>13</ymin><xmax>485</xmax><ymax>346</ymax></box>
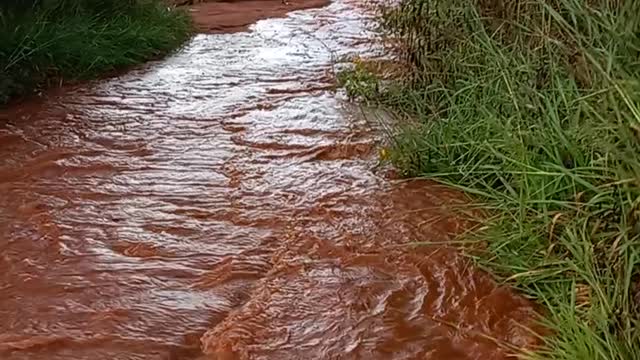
<box><xmin>185</xmin><ymin>0</ymin><xmax>331</xmax><ymax>33</ymax></box>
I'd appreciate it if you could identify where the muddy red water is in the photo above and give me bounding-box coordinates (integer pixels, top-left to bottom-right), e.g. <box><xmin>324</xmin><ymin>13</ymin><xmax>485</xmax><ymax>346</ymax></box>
<box><xmin>186</xmin><ymin>0</ymin><xmax>331</xmax><ymax>33</ymax></box>
<box><xmin>0</xmin><ymin>1</ymin><xmax>541</xmax><ymax>359</ymax></box>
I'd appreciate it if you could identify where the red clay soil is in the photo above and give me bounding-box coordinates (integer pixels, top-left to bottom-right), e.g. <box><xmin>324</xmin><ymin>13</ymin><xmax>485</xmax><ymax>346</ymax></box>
<box><xmin>184</xmin><ymin>0</ymin><xmax>331</xmax><ymax>33</ymax></box>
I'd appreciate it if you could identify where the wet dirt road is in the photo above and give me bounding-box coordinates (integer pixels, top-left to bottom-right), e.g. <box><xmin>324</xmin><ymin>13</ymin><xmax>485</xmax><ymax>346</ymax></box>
<box><xmin>185</xmin><ymin>0</ymin><xmax>331</xmax><ymax>33</ymax></box>
<box><xmin>0</xmin><ymin>1</ymin><xmax>540</xmax><ymax>359</ymax></box>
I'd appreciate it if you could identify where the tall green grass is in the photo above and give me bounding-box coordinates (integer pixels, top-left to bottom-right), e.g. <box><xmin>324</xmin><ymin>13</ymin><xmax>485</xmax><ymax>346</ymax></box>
<box><xmin>0</xmin><ymin>0</ymin><xmax>192</xmax><ymax>105</ymax></box>
<box><xmin>341</xmin><ymin>0</ymin><xmax>640</xmax><ymax>358</ymax></box>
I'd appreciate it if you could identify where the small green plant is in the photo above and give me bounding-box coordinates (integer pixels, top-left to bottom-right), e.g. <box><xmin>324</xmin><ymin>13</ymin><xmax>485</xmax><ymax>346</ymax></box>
<box><xmin>337</xmin><ymin>58</ymin><xmax>381</xmax><ymax>102</ymax></box>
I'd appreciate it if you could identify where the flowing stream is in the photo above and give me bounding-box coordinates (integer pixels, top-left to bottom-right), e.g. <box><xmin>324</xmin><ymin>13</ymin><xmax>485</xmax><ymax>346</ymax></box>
<box><xmin>0</xmin><ymin>1</ymin><xmax>539</xmax><ymax>359</ymax></box>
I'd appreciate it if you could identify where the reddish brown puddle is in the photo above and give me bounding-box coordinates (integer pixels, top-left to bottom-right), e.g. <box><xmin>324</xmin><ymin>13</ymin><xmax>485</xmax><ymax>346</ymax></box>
<box><xmin>0</xmin><ymin>1</ymin><xmax>541</xmax><ymax>359</ymax></box>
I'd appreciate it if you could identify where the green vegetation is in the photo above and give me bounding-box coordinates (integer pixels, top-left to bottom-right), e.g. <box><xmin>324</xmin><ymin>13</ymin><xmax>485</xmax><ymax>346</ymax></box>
<box><xmin>340</xmin><ymin>0</ymin><xmax>640</xmax><ymax>358</ymax></box>
<box><xmin>0</xmin><ymin>0</ymin><xmax>192</xmax><ymax>105</ymax></box>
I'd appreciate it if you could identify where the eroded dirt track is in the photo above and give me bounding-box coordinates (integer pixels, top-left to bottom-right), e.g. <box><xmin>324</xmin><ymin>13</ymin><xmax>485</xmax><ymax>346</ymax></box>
<box><xmin>0</xmin><ymin>1</ymin><xmax>540</xmax><ymax>359</ymax></box>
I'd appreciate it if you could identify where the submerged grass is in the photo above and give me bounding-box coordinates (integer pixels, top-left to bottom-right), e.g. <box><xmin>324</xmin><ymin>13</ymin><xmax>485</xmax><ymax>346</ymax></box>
<box><xmin>341</xmin><ymin>0</ymin><xmax>640</xmax><ymax>358</ymax></box>
<box><xmin>0</xmin><ymin>0</ymin><xmax>192</xmax><ymax>105</ymax></box>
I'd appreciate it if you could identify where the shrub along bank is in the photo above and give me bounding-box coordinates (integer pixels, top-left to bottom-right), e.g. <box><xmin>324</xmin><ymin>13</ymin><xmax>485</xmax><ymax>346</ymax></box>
<box><xmin>339</xmin><ymin>0</ymin><xmax>640</xmax><ymax>358</ymax></box>
<box><xmin>0</xmin><ymin>0</ymin><xmax>192</xmax><ymax>105</ymax></box>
